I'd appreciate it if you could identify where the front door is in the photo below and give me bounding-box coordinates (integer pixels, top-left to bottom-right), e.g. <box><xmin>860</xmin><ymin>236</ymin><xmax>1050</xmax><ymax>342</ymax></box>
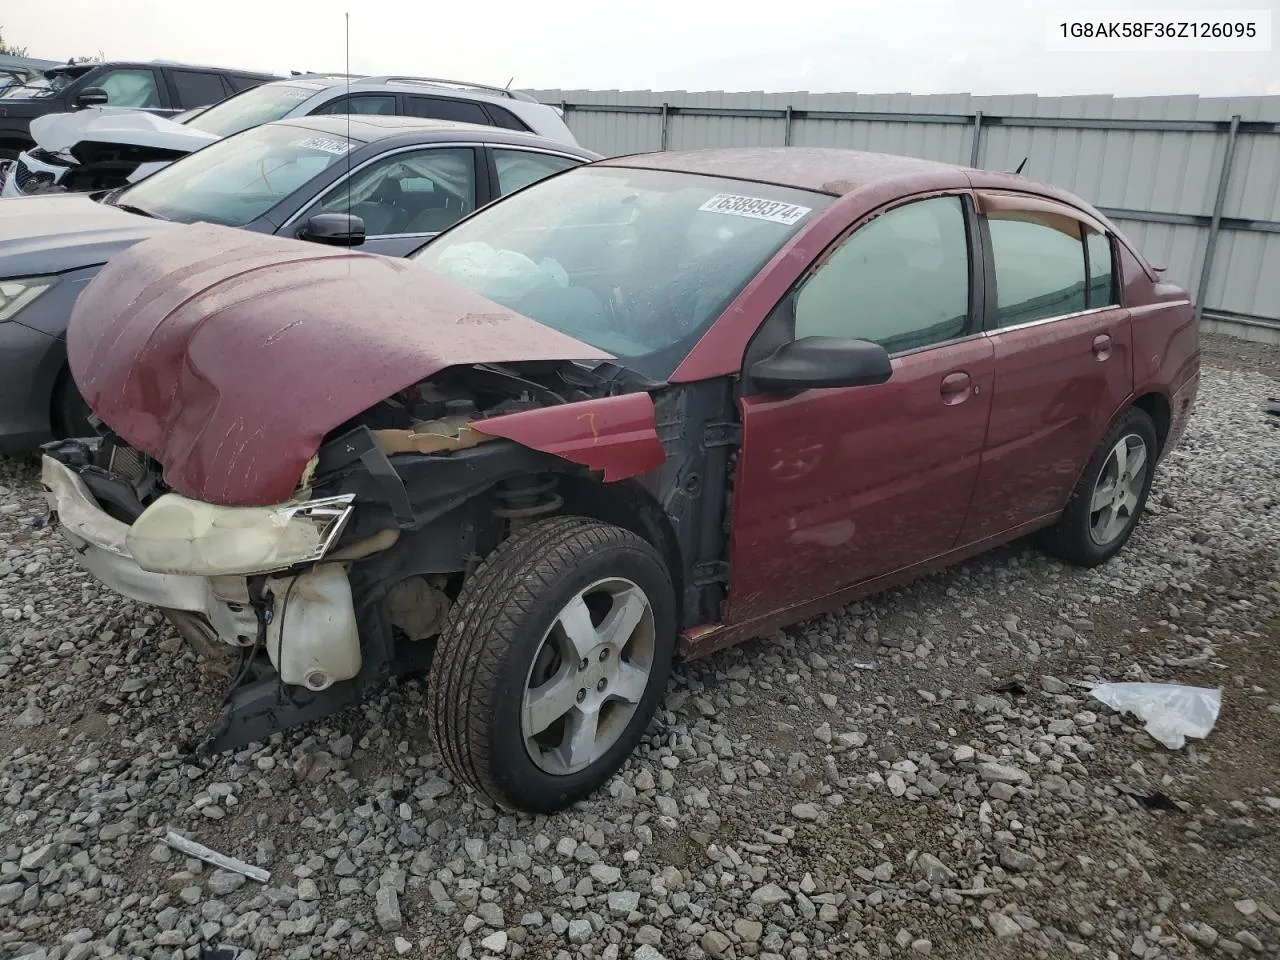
<box><xmin>958</xmin><ymin>200</ymin><xmax>1134</xmax><ymax>543</ymax></box>
<box><xmin>290</xmin><ymin>146</ymin><xmax>482</xmax><ymax>257</ymax></box>
<box><xmin>727</xmin><ymin>194</ymin><xmax>995</xmax><ymax>623</ymax></box>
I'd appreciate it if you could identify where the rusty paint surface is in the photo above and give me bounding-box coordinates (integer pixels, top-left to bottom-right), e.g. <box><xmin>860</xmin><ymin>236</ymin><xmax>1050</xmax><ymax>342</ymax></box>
<box><xmin>68</xmin><ymin>224</ymin><xmax>611</xmax><ymax>507</ymax></box>
<box><xmin>474</xmin><ymin>393</ymin><xmax>665</xmax><ymax>482</ymax></box>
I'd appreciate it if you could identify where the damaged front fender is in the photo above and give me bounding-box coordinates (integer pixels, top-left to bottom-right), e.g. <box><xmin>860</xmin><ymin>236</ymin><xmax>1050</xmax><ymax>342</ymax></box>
<box><xmin>473</xmin><ymin>392</ymin><xmax>666</xmax><ymax>482</ymax></box>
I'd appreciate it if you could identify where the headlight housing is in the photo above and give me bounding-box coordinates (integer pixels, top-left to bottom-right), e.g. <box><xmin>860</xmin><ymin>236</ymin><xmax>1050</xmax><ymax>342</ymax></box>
<box><xmin>0</xmin><ymin>275</ymin><xmax>58</xmax><ymax>322</ymax></box>
<box><xmin>125</xmin><ymin>492</ymin><xmax>355</xmax><ymax>576</ymax></box>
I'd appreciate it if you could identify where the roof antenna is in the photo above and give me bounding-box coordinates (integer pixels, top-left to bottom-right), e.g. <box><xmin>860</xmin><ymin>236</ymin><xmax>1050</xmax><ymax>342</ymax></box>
<box><xmin>505</xmin><ymin>76</ymin><xmax>514</xmax><ymax>90</ymax></box>
<box><xmin>1013</xmin><ymin>156</ymin><xmax>1028</xmax><ymax>175</ymax></box>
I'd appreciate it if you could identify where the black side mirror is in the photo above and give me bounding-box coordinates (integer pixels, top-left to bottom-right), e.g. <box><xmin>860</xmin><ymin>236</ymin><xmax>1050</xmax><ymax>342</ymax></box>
<box><xmin>299</xmin><ymin>213</ymin><xmax>365</xmax><ymax>247</ymax></box>
<box><xmin>749</xmin><ymin>336</ymin><xmax>893</xmax><ymax>392</ymax></box>
<box><xmin>74</xmin><ymin>87</ymin><xmax>109</xmax><ymax>108</ymax></box>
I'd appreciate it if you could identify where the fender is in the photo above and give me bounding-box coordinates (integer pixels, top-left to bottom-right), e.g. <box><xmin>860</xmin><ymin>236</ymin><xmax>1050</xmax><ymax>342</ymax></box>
<box><xmin>475</xmin><ymin>392</ymin><xmax>666</xmax><ymax>482</ymax></box>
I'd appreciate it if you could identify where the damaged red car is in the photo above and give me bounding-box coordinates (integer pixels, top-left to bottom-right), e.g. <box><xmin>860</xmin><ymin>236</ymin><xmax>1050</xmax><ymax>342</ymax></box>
<box><xmin>42</xmin><ymin>147</ymin><xmax>1199</xmax><ymax>813</ymax></box>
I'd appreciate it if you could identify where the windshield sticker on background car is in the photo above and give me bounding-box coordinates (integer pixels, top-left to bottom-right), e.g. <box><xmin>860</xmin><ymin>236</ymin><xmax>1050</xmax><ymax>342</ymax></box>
<box><xmin>295</xmin><ymin>137</ymin><xmax>351</xmax><ymax>155</ymax></box>
<box><xmin>698</xmin><ymin>193</ymin><xmax>812</xmax><ymax>225</ymax></box>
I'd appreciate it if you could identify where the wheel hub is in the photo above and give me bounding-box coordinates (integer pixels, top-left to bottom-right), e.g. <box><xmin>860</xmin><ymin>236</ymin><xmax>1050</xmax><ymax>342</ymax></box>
<box><xmin>520</xmin><ymin>577</ymin><xmax>656</xmax><ymax>776</ymax></box>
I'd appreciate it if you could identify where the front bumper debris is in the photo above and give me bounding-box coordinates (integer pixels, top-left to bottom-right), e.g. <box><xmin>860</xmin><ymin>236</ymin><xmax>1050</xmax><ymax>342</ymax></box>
<box><xmin>41</xmin><ymin>454</ymin><xmax>258</xmax><ymax>644</ymax></box>
<box><xmin>43</xmin><ymin>452</ymin><xmax>373</xmax><ymax>753</ymax></box>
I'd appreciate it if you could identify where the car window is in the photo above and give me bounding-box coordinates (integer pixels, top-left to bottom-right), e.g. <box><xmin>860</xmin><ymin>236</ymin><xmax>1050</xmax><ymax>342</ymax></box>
<box><xmin>988</xmin><ymin>212</ymin><xmax>1088</xmax><ymax>327</ymax></box>
<box><xmin>184</xmin><ymin>81</ymin><xmax>321</xmax><ymax>137</ymax></box>
<box><xmin>794</xmin><ymin>196</ymin><xmax>970</xmax><ymax>355</ymax></box>
<box><xmin>116</xmin><ymin>123</ymin><xmax>354</xmax><ymax>226</ymax></box>
<box><xmin>1086</xmin><ymin>229</ymin><xmax>1118</xmax><ymax>308</ymax></box>
<box><xmin>96</xmin><ymin>69</ymin><xmax>162</xmax><ymax>108</ymax></box>
<box><xmin>229</xmin><ymin>75</ymin><xmax>269</xmax><ymax>92</ymax></box>
<box><xmin>172</xmin><ymin>70</ymin><xmax>229</xmax><ymax>108</ymax></box>
<box><xmin>405</xmin><ymin>96</ymin><xmax>490</xmax><ymax>125</ymax></box>
<box><xmin>312</xmin><ymin>148</ymin><xmax>476</xmax><ymax>236</ymax></box>
<box><xmin>493</xmin><ymin>150</ymin><xmax>581</xmax><ymax>194</ymax></box>
<box><xmin>485</xmin><ymin>105</ymin><xmax>531</xmax><ymax>131</ymax></box>
<box><xmin>0</xmin><ymin>65</ymin><xmax>91</xmax><ymax>100</ymax></box>
<box><xmin>311</xmin><ymin>94</ymin><xmax>397</xmax><ymax>116</ymax></box>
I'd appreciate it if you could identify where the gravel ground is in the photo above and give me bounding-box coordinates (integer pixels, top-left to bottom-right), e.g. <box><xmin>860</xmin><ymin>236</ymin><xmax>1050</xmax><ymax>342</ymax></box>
<box><xmin>1</xmin><ymin>338</ymin><xmax>1278</xmax><ymax>960</ymax></box>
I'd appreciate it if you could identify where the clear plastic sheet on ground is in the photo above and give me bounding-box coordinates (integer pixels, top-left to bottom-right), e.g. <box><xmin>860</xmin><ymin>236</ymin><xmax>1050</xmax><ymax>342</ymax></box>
<box><xmin>1089</xmin><ymin>682</ymin><xmax>1222</xmax><ymax>749</ymax></box>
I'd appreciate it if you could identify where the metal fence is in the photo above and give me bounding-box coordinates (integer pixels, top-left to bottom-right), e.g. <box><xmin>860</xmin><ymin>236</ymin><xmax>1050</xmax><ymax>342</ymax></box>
<box><xmin>527</xmin><ymin>89</ymin><xmax>1280</xmax><ymax>343</ymax></box>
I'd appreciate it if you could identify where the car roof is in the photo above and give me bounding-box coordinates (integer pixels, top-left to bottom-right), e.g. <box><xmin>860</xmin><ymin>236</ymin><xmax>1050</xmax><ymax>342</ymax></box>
<box><xmin>602</xmin><ymin>147</ymin><xmax>969</xmax><ymax>196</ymax></box>
<box><xmin>274</xmin><ymin>114</ymin><xmax>598</xmax><ymax>155</ymax></box>
<box><xmin>271</xmin><ymin>74</ymin><xmax>538</xmax><ymax>103</ymax></box>
<box><xmin>47</xmin><ymin>60</ymin><xmax>277</xmax><ymax>77</ymax></box>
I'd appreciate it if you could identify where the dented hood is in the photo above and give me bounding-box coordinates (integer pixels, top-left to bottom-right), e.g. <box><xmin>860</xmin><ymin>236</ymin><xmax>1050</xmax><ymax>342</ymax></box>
<box><xmin>68</xmin><ymin>224</ymin><xmax>612</xmax><ymax>507</ymax></box>
<box><xmin>30</xmin><ymin>107</ymin><xmax>217</xmax><ymax>156</ymax></box>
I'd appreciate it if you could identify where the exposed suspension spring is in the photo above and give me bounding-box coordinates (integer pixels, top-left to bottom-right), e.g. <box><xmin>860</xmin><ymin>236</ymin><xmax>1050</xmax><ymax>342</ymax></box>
<box><xmin>492</xmin><ymin>474</ymin><xmax>563</xmax><ymax>526</ymax></box>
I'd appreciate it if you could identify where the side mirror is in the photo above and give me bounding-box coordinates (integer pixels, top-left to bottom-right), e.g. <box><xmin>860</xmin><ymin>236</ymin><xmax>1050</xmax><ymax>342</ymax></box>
<box><xmin>299</xmin><ymin>213</ymin><xmax>365</xmax><ymax>247</ymax></box>
<box><xmin>74</xmin><ymin>87</ymin><xmax>109</xmax><ymax>108</ymax></box>
<box><xmin>749</xmin><ymin>336</ymin><xmax>892</xmax><ymax>392</ymax></box>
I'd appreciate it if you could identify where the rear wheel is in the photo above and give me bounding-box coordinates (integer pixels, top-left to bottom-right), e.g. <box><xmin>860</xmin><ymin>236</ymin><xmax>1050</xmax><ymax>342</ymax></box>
<box><xmin>427</xmin><ymin>516</ymin><xmax>676</xmax><ymax>813</ymax></box>
<box><xmin>1041</xmin><ymin>407</ymin><xmax>1158</xmax><ymax>567</ymax></box>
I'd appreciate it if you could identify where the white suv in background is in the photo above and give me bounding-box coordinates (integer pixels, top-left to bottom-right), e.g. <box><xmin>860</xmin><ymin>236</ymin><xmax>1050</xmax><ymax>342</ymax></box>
<box><xmin>1</xmin><ymin>74</ymin><xmax>577</xmax><ymax>196</ymax></box>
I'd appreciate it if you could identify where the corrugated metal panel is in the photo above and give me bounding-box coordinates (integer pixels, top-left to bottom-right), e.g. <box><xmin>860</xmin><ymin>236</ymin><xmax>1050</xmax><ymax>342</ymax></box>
<box><xmin>524</xmin><ymin>89</ymin><xmax>1280</xmax><ymax>322</ymax></box>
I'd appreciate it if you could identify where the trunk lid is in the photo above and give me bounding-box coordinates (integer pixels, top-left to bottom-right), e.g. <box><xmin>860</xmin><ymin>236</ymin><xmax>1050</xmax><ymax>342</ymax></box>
<box><xmin>68</xmin><ymin>223</ymin><xmax>612</xmax><ymax>507</ymax></box>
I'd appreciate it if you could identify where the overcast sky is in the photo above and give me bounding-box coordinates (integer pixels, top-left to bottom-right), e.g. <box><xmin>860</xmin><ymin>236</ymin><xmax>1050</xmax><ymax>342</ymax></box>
<box><xmin>7</xmin><ymin>0</ymin><xmax>1279</xmax><ymax>97</ymax></box>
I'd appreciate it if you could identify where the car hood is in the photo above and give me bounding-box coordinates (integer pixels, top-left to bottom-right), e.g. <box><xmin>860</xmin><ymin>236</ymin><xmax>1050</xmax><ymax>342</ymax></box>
<box><xmin>68</xmin><ymin>223</ymin><xmax>613</xmax><ymax>507</ymax></box>
<box><xmin>0</xmin><ymin>193</ymin><xmax>176</xmax><ymax>277</ymax></box>
<box><xmin>30</xmin><ymin>107</ymin><xmax>217</xmax><ymax>157</ymax></box>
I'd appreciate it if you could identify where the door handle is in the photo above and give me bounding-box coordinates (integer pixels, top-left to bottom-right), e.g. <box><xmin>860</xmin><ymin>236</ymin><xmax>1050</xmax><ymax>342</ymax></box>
<box><xmin>940</xmin><ymin>371</ymin><xmax>972</xmax><ymax>405</ymax></box>
<box><xmin>1092</xmin><ymin>333</ymin><xmax>1113</xmax><ymax>361</ymax></box>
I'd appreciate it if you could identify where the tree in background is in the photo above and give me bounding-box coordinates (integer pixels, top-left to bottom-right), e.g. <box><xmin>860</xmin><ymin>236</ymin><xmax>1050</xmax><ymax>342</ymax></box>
<box><xmin>0</xmin><ymin>26</ymin><xmax>29</xmax><ymax>57</ymax></box>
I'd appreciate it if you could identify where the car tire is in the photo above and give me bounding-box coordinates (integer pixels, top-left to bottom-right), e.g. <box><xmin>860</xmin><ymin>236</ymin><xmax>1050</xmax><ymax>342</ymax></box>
<box><xmin>427</xmin><ymin>515</ymin><xmax>676</xmax><ymax>813</ymax></box>
<box><xmin>1041</xmin><ymin>407</ymin><xmax>1158</xmax><ymax>568</ymax></box>
<box><xmin>53</xmin><ymin>369</ymin><xmax>94</xmax><ymax>439</ymax></box>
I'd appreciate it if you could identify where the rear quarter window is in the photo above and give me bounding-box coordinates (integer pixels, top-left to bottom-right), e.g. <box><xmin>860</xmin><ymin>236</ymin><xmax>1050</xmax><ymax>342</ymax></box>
<box><xmin>484</xmin><ymin>105</ymin><xmax>531</xmax><ymax>131</ymax></box>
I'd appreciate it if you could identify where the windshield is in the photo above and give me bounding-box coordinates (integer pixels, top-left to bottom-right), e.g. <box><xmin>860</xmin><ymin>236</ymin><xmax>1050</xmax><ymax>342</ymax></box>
<box><xmin>185</xmin><ymin>81</ymin><xmax>323</xmax><ymax>138</ymax></box>
<box><xmin>412</xmin><ymin>167</ymin><xmax>830</xmax><ymax>379</ymax></box>
<box><xmin>0</xmin><ymin>67</ymin><xmax>84</xmax><ymax>99</ymax></box>
<box><xmin>116</xmin><ymin>123</ymin><xmax>355</xmax><ymax>226</ymax></box>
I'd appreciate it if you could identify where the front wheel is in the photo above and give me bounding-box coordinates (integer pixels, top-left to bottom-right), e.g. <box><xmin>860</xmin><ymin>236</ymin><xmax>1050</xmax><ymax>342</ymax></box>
<box><xmin>53</xmin><ymin>369</ymin><xmax>94</xmax><ymax>439</ymax></box>
<box><xmin>427</xmin><ymin>516</ymin><xmax>676</xmax><ymax>813</ymax></box>
<box><xmin>1042</xmin><ymin>407</ymin><xmax>1158</xmax><ymax>567</ymax></box>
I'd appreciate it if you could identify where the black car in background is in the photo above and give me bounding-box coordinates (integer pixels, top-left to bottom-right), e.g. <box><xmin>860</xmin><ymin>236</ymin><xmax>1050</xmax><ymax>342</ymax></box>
<box><xmin>0</xmin><ymin>60</ymin><xmax>280</xmax><ymax>159</ymax></box>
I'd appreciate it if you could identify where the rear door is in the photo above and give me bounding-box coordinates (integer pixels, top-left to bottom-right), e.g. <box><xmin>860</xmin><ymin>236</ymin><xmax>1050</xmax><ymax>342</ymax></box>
<box><xmin>727</xmin><ymin>193</ymin><xmax>995</xmax><ymax>622</ymax></box>
<box><xmin>487</xmin><ymin>147</ymin><xmax>584</xmax><ymax>196</ymax></box>
<box><xmin>957</xmin><ymin>192</ymin><xmax>1133</xmax><ymax>544</ymax></box>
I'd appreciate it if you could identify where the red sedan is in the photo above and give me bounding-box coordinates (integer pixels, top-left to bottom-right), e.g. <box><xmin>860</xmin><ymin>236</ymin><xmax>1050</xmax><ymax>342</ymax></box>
<box><xmin>44</xmin><ymin>147</ymin><xmax>1199</xmax><ymax>813</ymax></box>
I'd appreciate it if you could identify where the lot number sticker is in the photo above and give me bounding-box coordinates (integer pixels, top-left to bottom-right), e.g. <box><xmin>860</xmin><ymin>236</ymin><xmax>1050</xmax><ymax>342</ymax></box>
<box><xmin>295</xmin><ymin>137</ymin><xmax>352</xmax><ymax>155</ymax></box>
<box><xmin>698</xmin><ymin>193</ymin><xmax>812</xmax><ymax>225</ymax></box>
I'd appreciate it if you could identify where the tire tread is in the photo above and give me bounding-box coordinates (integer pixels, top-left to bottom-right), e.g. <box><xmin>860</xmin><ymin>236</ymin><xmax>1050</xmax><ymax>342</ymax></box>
<box><xmin>426</xmin><ymin>516</ymin><xmax>667</xmax><ymax>808</ymax></box>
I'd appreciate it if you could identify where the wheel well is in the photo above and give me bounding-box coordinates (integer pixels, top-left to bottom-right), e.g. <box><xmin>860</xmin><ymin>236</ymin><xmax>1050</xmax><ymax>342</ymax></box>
<box><xmin>1133</xmin><ymin>392</ymin><xmax>1171</xmax><ymax>453</ymax></box>
<box><xmin>552</xmin><ymin>473</ymin><xmax>686</xmax><ymax>622</ymax></box>
<box><xmin>0</xmin><ymin>136</ymin><xmax>34</xmax><ymax>154</ymax></box>
<box><xmin>49</xmin><ymin>365</ymin><xmax>80</xmax><ymax>439</ymax></box>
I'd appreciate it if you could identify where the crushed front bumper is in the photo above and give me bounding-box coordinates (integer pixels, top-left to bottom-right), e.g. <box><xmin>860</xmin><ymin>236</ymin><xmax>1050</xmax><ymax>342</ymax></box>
<box><xmin>41</xmin><ymin>454</ymin><xmax>260</xmax><ymax>645</ymax></box>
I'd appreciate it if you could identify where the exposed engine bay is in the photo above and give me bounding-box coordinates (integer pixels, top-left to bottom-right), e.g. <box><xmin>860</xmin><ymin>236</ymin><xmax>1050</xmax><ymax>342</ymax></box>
<box><xmin>44</xmin><ymin>356</ymin><xmax>735</xmax><ymax>755</ymax></box>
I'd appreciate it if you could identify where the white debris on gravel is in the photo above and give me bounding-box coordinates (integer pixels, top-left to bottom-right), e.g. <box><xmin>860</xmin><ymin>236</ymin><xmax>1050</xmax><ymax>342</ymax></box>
<box><xmin>1</xmin><ymin>338</ymin><xmax>1278</xmax><ymax>959</ymax></box>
